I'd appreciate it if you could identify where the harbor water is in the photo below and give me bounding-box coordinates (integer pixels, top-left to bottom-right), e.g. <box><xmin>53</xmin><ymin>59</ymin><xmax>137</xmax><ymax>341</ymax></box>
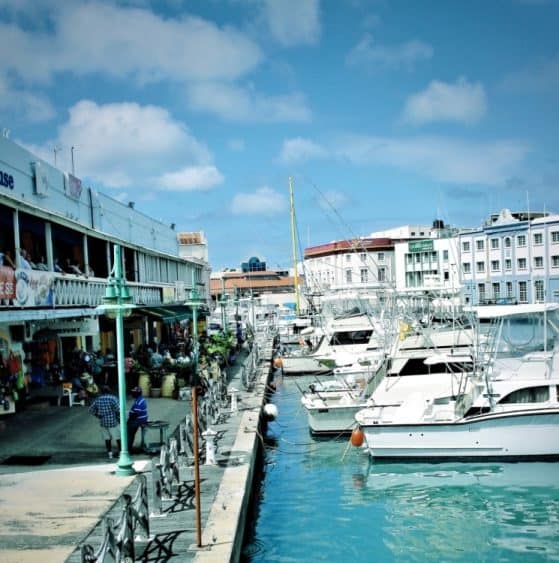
<box><xmin>242</xmin><ymin>375</ymin><xmax>559</xmax><ymax>562</ymax></box>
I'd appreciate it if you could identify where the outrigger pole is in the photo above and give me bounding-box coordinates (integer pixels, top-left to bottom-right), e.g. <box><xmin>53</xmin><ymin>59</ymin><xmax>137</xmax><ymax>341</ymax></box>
<box><xmin>289</xmin><ymin>176</ymin><xmax>301</xmax><ymax>316</ymax></box>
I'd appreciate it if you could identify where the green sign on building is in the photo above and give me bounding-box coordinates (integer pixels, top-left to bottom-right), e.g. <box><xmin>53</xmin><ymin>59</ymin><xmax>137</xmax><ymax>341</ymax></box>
<box><xmin>408</xmin><ymin>239</ymin><xmax>434</xmax><ymax>253</ymax></box>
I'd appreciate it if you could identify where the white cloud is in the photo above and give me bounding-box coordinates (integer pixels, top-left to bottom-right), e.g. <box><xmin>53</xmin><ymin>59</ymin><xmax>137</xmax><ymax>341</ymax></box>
<box><xmin>28</xmin><ymin>100</ymin><xmax>221</xmax><ymax>190</ymax></box>
<box><xmin>187</xmin><ymin>81</ymin><xmax>311</xmax><ymax>122</ymax></box>
<box><xmin>154</xmin><ymin>165</ymin><xmax>224</xmax><ymax>191</ymax></box>
<box><xmin>346</xmin><ymin>33</ymin><xmax>433</xmax><ymax>69</ymax></box>
<box><xmin>277</xmin><ymin>134</ymin><xmax>529</xmax><ymax>185</ymax></box>
<box><xmin>336</xmin><ymin>135</ymin><xmax>529</xmax><ymax>186</ymax></box>
<box><xmin>0</xmin><ymin>1</ymin><xmax>263</xmax><ymax>84</ymax></box>
<box><xmin>279</xmin><ymin>137</ymin><xmax>328</xmax><ymax>163</ymax></box>
<box><xmin>231</xmin><ymin>186</ymin><xmax>287</xmax><ymax>215</ymax></box>
<box><xmin>262</xmin><ymin>0</ymin><xmax>320</xmax><ymax>46</ymax></box>
<box><xmin>402</xmin><ymin>77</ymin><xmax>487</xmax><ymax>125</ymax></box>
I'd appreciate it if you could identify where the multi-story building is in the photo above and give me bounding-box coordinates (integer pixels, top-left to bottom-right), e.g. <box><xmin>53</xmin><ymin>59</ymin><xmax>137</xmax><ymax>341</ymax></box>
<box><xmin>0</xmin><ymin>136</ymin><xmax>209</xmax><ymax>409</ymax></box>
<box><xmin>458</xmin><ymin>209</ymin><xmax>559</xmax><ymax>305</ymax></box>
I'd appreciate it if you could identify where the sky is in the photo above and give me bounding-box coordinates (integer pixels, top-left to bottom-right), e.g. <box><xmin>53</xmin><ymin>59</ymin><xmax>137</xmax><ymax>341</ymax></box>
<box><xmin>1</xmin><ymin>0</ymin><xmax>558</xmax><ymax>271</ymax></box>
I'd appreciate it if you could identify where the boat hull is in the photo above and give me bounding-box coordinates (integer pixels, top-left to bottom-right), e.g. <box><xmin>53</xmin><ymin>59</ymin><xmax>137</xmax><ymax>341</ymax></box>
<box><xmin>305</xmin><ymin>401</ymin><xmax>367</xmax><ymax>435</ymax></box>
<box><xmin>362</xmin><ymin>410</ymin><xmax>559</xmax><ymax>460</ymax></box>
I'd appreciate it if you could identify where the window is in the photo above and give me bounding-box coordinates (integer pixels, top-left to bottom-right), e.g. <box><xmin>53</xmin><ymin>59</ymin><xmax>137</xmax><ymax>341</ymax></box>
<box><xmin>505</xmin><ymin>259</ymin><xmax>512</xmax><ymax>270</ymax></box>
<box><xmin>330</xmin><ymin>329</ymin><xmax>373</xmax><ymax>346</ymax></box>
<box><xmin>552</xmin><ymin>255</ymin><xmax>559</xmax><ymax>268</ymax></box>
<box><xmin>492</xmin><ymin>282</ymin><xmax>500</xmax><ymax>299</ymax></box>
<box><xmin>517</xmin><ymin>257</ymin><xmax>527</xmax><ymax>270</ymax></box>
<box><xmin>504</xmin><ymin>237</ymin><xmax>511</xmax><ymax>248</ymax></box>
<box><xmin>533</xmin><ymin>232</ymin><xmax>543</xmax><ymax>245</ymax></box>
<box><xmin>378</xmin><ymin>252</ymin><xmax>385</xmax><ymax>262</ymax></box>
<box><xmin>517</xmin><ymin>234</ymin><xmax>526</xmax><ymax>247</ymax></box>
<box><xmin>552</xmin><ymin>231</ymin><xmax>559</xmax><ymax>243</ymax></box>
<box><xmin>535</xmin><ymin>280</ymin><xmax>544</xmax><ymax>302</ymax></box>
<box><xmin>476</xmin><ymin>239</ymin><xmax>485</xmax><ymax>251</ymax></box>
<box><xmin>476</xmin><ymin>261</ymin><xmax>485</xmax><ymax>273</ymax></box>
<box><xmin>491</xmin><ymin>260</ymin><xmax>500</xmax><ymax>272</ymax></box>
<box><xmin>406</xmin><ymin>254</ymin><xmax>413</xmax><ymax>265</ymax></box>
<box><xmin>345</xmin><ymin>269</ymin><xmax>352</xmax><ymax>283</ymax></box>
<box><xmin>415</xmin><ymin>254</ymin><xmax>420</xmax><ymax>263</ymax></box>
<box><xmin>506</xmin><ymin>281</ymin><xmax>513</xmax><ymax>298</ymax></box>
<box><xmin>534</xmin><ymin>256</ymin><xmax>543</xmax><ymax>269</ymax></box>
<box><xmin>519</xmin><ymin>281</ymin><xmax>527</xmax><ymax>303</ymax></box>
<box><xmin>478</xmin><ymin>283</ymin><xmax>486</xmax><ymax>301</ymax></box>
<box><xmin>443</xmin><ymin>249</ymin><xmax>449</xmax><ymax>261</ymax></box>
<box><xmin>345</xmin><ymin>254</ymin><xmax>351</xmax><ymax>263</ymax></box>
<box><xmin>490</xmin><ymin>238</ymin><xmax>499</xmax><ymax>250</ymax></box>
<box><xmin>462</xmin><ymin>241</ymin><xmax>470</xmax><ymax>252</ymax></box>
<box><xmin>499</xmin><ymin>386</ymin><xmax>549</xmax><ymax>404</ymax></box>
<box><xmin>360</xmin><ymin>252</ymin><xmax>366</xmax><ymax>262</ymax></box>
<box><xmin>462</xmin><ymin>262</ymin><xmax>471</xmax><ymax>274</ymax></box>
<box><xmin>360</xmin><ymin>268</ymin><xmax>368</xmax><ymax>283</ymax></box>
<box><xmin>378</xmin><ymin>267</ymin><xmax>386</xmax><ymax>282</ymax></box>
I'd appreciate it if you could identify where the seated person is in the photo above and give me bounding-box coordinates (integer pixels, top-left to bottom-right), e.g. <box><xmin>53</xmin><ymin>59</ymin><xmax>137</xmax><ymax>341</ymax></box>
<box><xmin>53</xmin><ymin>257</ymin><xmax>64</xmax><ymax>273</ymax></box>
<box><xmin>19</xmin><ymin>249</ymin><xmax>33</xmax><ymax>269</ymax></box>
<box><xmin>35</xmin><ymin>256</ymin><xmax>49</xmax><ymax>270</ymax></box>
<box><xmin>64</xmin><ymin>258</ymin><xmax>83</xmax><ymax>275</ymax></box>
<box><xmin>0</xmin><ymin>250</ymin><xmax>15</xmax><ymax>269</ymax></box>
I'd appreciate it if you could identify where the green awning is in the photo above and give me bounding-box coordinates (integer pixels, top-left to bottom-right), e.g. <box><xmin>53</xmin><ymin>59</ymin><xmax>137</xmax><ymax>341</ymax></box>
<box><xmin>137</xmin><ymin>306</ymin><xmax>191</xmax><ymax>324</ymax></box>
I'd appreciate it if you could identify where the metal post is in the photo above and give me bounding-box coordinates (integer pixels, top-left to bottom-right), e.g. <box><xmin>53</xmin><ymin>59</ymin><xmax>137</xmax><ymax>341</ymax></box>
<box><xmin>192</xmin><ymin>385</ymin><xmax>202</xmax><ymax>547</ymax></box>
<box><xmin>113</xmin><ymin>246</ymin><xmax>135</xmax><ymax>476</ymax></box>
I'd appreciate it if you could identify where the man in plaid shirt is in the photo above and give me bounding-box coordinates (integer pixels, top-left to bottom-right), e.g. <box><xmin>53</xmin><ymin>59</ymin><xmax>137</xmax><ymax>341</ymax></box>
<box><xmin>89</xmin><ymin>385</ymin><xmax>120</xmax><ymax>459</ymax></box>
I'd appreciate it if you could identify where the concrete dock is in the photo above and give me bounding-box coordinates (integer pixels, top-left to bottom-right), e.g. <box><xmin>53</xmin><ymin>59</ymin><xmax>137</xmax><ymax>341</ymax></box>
<box><xmin>0</xmin><ymin>338</ymin><xmax>274</xmax><ymax>562</ymax></box>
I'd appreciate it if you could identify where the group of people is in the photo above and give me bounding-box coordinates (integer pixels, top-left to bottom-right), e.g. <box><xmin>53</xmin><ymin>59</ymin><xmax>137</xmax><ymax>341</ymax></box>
<box><xmin>88</xmin><ymin>385</ymin><xmax>148</xmax><ymax>459</ymax></box>
<box><xmin>0</xmin><ymin>247</ymin><xmax>93</xmax><ymax>276</ymax></box>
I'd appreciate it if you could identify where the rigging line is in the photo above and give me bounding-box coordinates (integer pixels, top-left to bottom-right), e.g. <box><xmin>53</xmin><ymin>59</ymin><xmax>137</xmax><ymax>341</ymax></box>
<box><xmin>294</xmin><ymin>175</ymin><xmax>396</xmax><ymax>294</ymax></box>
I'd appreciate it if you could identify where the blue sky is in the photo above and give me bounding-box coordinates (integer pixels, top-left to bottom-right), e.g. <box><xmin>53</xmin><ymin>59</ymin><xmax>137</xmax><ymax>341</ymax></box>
<box><xmin>1</xmin><ymin>0</ymin><xmax>557</xmax><ymax>270</ymax></box>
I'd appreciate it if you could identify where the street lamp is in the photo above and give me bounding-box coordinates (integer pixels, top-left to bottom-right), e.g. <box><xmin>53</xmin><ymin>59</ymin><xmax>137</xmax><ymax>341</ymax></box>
<box><xmin>102</xmin><ymin>245</ymin><xmax>135</xmax><ymax>476</ymax></box>
<box><xmin>185</xmin><ymin>276</ymin><xmax>203</xmax><ymax>546</ymax></box>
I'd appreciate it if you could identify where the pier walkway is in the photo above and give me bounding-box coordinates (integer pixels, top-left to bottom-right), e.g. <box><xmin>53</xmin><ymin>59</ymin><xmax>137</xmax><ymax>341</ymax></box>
<box><xmin>0</xmin><ymin>337</ymin><xmax>274</xmax><ymax>563</ymax></box>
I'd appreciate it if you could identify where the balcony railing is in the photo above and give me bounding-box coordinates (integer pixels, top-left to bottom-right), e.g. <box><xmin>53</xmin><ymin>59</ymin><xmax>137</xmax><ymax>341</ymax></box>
<box><xmin>0</xmin><ymin>268</ymin><xmax>191</xmax><ymax>309</ymax></box>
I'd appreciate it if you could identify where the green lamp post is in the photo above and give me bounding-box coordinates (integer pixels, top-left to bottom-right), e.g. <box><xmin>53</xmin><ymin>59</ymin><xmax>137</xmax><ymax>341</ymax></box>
<box><xmin>103</xmin><ymin>245</ymin><xmax>135</xmax><ymax>476</ymax></box>
<box><xmin>185</xmin><ymin>275</ymin><xmax>203</xmax><ymax>546</ymax></box>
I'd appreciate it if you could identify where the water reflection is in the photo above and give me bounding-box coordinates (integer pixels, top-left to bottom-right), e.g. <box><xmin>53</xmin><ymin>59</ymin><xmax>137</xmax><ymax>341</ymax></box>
<box><xmin>243</xmin><ymin>378</ymin><xmax>559</xmax><ymax>563</ymax></box>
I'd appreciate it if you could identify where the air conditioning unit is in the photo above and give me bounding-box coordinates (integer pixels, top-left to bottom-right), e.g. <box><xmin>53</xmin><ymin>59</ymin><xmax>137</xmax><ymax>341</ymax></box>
<box><xmin>32</xmin><ymin>162</ymin><xmax>49</xmax><ymax>196</ymax></box>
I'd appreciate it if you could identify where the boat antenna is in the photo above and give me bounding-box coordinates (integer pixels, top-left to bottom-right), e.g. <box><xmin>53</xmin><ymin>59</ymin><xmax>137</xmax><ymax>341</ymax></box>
<box><xmin>289</xmin><ymin>176</ymin><xmax>301</xmax><ymax>315</ymax></box>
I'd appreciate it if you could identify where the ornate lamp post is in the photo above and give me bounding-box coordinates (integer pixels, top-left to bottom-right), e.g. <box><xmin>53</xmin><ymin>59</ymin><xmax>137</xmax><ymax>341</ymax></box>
<box><xmin>102</xmin><ymin>245</ymin><xmax>135</xmax><ymax>476</ymax></box>
<box><xmin>185</xmin><ymin>277</ymin><xmax>203</xmax><ymax>546</ymax></box>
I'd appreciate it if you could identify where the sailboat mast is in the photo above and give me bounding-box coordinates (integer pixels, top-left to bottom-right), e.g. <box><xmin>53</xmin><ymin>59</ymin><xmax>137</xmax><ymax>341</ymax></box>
<box><xmin>289</xmin><ymin>176</ymin><xmax>301</xmax><ymax>315</ymax></box>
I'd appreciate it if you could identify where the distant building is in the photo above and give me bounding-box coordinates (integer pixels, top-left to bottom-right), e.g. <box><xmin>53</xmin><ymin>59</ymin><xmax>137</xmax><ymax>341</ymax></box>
<box><xmin>458</xmin><ymin>209</ymin><xmax>559</xmax><ymax>305</ymax></box>
<box><xmin>241</xmin><ymin>256</ymin><xmax>266</xmax><ymax>272</ymax></box>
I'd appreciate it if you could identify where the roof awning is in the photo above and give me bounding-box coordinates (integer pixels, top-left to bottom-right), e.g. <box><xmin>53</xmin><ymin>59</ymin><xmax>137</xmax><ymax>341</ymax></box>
<box><xmin>137</xmin><ymin>306</ymin><xmax>192</xmax><ymax>324</ymax></box>
<box><xmin>0</xmin><ymin>307</ymin><xmax>101</xmax><ymax>323</ymax></box>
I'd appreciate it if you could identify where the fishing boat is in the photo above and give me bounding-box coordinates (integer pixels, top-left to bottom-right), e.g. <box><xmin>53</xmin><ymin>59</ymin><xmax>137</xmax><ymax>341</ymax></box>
<box><xmin>301</xmin><ymin>320</ymin><xmax>475</xmax><ymax>435</ymax></box>
<box><xmin>355</xmin><ymin>304</ymin><xmax>559</xmax><ymax>461</ymax></box>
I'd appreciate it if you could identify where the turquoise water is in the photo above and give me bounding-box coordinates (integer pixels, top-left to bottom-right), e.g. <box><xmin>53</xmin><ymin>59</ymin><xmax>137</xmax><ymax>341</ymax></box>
<box><xmin>242</xmin><ymin>376</ymin><xmax>559</xmax><ymax>562</ymax></box>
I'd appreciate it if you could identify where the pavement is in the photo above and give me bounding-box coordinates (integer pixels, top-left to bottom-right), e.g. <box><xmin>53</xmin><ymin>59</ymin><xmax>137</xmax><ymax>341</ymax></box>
<box><xmin>0</xmin><ymin>341</ymin><xmax>274</xmax><ymax>563</ymax></box>
<box><xmin>0</xmin><ymin>390</ymin><xmax>193</xmax><ymax>563</ymax></box>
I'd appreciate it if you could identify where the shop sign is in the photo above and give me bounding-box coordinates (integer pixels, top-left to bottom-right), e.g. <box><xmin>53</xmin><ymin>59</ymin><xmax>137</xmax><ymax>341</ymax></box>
<box><xmin>33</xmin><ymin>317</ymin><xmax>98</xmax><ymax>336</ymax></box>
<box><xmin>0</xmin><ymin>266</ymin><xmax>15</xmax><ymax>299</ymax></box>
<box><xmin>15</xmin><ymin>270</ymin><xmax>55</xmax><ymax>306</ymax></box>
<box><xmin>408</xmin><ymin>239</ymin><xmax>434</xmax><ymax>253</ymax></box>
<box><xmin>1</xmin><ymin>169</ymin><xmax>14</xmax><ymax>190</ymax></box>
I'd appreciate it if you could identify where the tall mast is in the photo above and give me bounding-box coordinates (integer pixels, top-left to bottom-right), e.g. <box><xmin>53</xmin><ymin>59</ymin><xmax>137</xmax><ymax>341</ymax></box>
<box><xmin>289</xmin><ymin>176</ymin><xmax>300</xmax><ymax>315</ymax></box>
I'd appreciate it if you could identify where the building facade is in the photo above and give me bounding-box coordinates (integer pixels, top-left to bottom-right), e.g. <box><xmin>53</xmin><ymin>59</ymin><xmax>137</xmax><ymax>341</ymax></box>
<box><xmin>458</xmin><ymin>209</ymin><xmax>559</xmax><ymax>305</ymax></box>
<box><xmin>0</xmin><ymin>136</ymin><xmax>209</xmax><ymax>412</ymax></box>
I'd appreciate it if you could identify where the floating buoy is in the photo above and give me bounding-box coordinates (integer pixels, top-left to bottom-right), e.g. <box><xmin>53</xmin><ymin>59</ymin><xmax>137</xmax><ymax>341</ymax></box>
<box><xmin>273</xmin><ymin>357</ymin><xmax>283</xmax><ymax>369</ymax></box>
<box><xmin>263</xmin><ymin>403</ymin><xmax>278</xmax><ymax>421</ymax></box>
<box><xmin>351</xmin><ymin>427</ymin><xmax>365</xmax><ymax>447</ymax></box>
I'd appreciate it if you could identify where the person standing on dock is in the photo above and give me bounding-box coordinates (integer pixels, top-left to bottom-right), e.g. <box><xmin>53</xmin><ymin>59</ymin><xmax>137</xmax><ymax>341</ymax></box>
<box><xmin>127</xmin><ymin>386</ymin><xmax>148</xmax><ymax>452</ymax></box>
<box><xmin>88</xmin><ymin>385</ymin><xmax>120</xmax><ymax>459</ymax></box>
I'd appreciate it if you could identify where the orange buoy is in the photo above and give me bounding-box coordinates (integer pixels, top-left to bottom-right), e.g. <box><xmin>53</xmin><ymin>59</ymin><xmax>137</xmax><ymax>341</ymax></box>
<box><xmin>273</xmin><ymin>357</ymin><xmax>283</xmax><ymax>369</ymax></box>
<box><xmin>351</xmin><ymin>427</ymin><xmax>365</xmax><ymax>447</ymax></box>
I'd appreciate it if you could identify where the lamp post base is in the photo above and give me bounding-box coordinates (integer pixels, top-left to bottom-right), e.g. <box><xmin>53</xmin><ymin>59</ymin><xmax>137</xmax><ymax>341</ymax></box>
<box><xmin>115</xmin><ymin>451</ymin><xmax>136</xmax><ymax>476</ymax></box>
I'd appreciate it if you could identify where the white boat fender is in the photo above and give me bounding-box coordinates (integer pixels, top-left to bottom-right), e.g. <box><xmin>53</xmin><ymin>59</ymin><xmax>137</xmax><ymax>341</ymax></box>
<box><xmin>263</xmin><ymin>403</ymin><xmax>278</xmax><ymax>421</ymax></box>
